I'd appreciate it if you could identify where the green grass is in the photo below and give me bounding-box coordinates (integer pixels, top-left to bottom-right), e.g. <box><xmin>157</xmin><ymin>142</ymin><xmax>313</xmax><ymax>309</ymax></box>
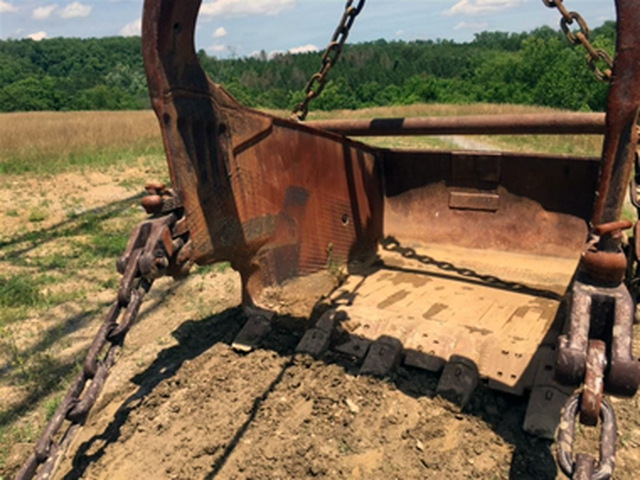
<box><xmin>195</xmin><ymin>262</ymin><xmax>231</xmax><ymax>275</ymax></box>
<box><xmin>0</xmin><ymin>145</ymin><xmax>165</xmax><ymax>176</ymax></box>
<box><xmin>1</xmin><ymin>145</ymin><xmax>165</xmax><ymax>176</ymax></box>
<box><xmin>28</xmin><ymin>208</ymin><xmax>48</xmax><ymax>223</ymax></box>
<box><xmin>0</xmin><ymin>276</ymin><xmax>43</xmax><ymax>308</ymax></box>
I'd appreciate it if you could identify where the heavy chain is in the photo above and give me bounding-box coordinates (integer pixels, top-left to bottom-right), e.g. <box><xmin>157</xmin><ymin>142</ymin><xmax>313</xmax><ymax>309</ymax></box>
<box><xmin>15</xmin><ymin>204</ymin><xmax>184</xmax><ymax>480</ymax></box>
<box><xmin>542</xmin><ymin>0</ymin><xmax>613</xmax><ymax>82</ymax></box>
<box><xmin>381</xmin><ymin>236</ymin><xmax>562</xmax><ymax>301</ymax></box>
<box><xmin>556</xmin><ymin>340</ymin><xmax>617</xmax><ymax>480</ymax></box>
<box><xmin>291</xmin><ymin>0</ymin><xmax>366</xmax><ymax>122</ymax></box>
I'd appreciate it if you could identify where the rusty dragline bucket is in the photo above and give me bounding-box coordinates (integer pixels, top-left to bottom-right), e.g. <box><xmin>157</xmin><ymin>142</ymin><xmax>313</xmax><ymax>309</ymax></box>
<box><xmin>14</xmin><ymin>1</ymin><xmax>640</xmax><ymax>479</ymax></box>
<box><xmin>139</xmin><ymin>0</ymin><xmax>640</xmax><ymax>442</ymax></box>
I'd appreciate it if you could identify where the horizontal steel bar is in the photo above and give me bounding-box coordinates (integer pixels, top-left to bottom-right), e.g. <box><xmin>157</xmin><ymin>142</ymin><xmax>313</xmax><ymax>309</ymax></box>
<box><xmin>307</xmin><ymin>113</ymin><xmax>606</xmax><ymax>137</ymax></box>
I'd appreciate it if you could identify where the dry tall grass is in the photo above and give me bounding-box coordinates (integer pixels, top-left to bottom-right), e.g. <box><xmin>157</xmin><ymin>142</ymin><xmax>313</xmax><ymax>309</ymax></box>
<box><xmin>0</xmin><ymin>110</ymin><xmax>162</xmax><ymax>174</ymax></box>
<box><xmin>0</xmin><ymin>104</ymin><xmax>605</xmax><ymax>175</ymax></box>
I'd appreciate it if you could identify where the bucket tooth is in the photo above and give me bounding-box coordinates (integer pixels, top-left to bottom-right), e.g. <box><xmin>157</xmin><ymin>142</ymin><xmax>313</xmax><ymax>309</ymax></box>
<box><xmin>359</xmin><ymin>336</ymin><xmax>404</xmax><ymax>377</ymax></box>
<box><xmin>296</xmin><ymin>309</ymin><xmax>338</xmax><ymax>357</ymax></box>
<box><xmin>334</xmin><ymin>334</ymin><xmax>372</xmax><ymax>360</ymax></box>
<box><xmin>523</xmin><ymin>346</ymin><xmax>573</xmax><ymax>439</ymax></box>
<box><xmin>436</xmin><ymin>355</ymin><xmax>479</xmax><ymax>409</ymax></box>
<box><xmin>232</xmin><ymin>311</ymin><xmax>274</xmax><ymax>353</ymax></box>
<box><xmin>404</xmin><ymin>349</ymin><xmax>446</xmax><ymax>372</ymax></box>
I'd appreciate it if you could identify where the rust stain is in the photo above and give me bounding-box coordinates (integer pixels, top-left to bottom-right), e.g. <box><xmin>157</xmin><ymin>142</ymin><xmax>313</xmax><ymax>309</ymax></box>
<box><xmin>423</xmin><ymin>303</ymin><xmax>449</xmax><ymax>320</ymax></box>
<box><xmin>465</xmin><ymin>325</ymin><xmax>492</xmax><ymax>336</ymax></box>
<box><xmin>377</xmin><ymin>290</ymin><xmax>410</xmax><ymax>309</ymax></box>
<box><xmin>390</xmin><ymin>271</ymin><xmax>431</xmax><ymax>287</ymax></box>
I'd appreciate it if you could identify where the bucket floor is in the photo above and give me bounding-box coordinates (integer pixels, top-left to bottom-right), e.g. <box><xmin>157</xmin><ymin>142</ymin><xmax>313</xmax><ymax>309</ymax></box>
<box><xmin>330</xmin><ymin>243</ymin><xmax>580</xmax><ymax>394</ymax></box>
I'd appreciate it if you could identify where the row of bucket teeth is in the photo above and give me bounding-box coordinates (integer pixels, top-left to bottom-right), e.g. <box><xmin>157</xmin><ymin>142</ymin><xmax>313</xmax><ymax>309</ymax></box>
<box><xmin>231</xmin><ymin>309</ymin><xmax>479</xmax><ymax>411</ymax></box>
<box><xmin>230</xmin><ymin>309</ymin><xmax>571</xmax><ymax>438</ymax></box>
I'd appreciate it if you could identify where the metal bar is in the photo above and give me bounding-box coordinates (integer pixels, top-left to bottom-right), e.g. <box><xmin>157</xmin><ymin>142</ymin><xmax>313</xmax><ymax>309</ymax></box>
<box><xmin>307</xmin><ymin>113</ymin><xmax>606</xmax><ymax>137</ymax></box>
<box><xmin>591</xmin><ymin>0</ymin><xmax>640</xmax><ymax>225</ymax></box>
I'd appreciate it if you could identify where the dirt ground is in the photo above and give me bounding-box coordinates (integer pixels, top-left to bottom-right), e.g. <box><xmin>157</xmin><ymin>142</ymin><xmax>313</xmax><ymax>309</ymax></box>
<box><xmin>3</xmin><ymin>161</ymin><xmax>640</xmax><ymax>480</ymax></box>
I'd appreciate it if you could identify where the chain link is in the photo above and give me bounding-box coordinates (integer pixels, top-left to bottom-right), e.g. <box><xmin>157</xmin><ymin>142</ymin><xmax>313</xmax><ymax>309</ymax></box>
<box><xmin>381</xmin><ymin>237</ymin><xmax>563</xmax><ymax>301</ymax></box>
<box><xmin>15</xmin><ymin>210</ymin><xmax>182</xmax><ymax>480</ymax></box>
<box><xmin>15</xmin><ymin>283</ymin><xmax>152</xmax><ymax>480</ymax></box>
<box><xmin>542</xmin><ymin>0</ymin><xmax>613</xmax><ymax>82</ymax></box>
<box><xmin>557</xmin><ymin>393</ymin><xmax>617</xmax><ymax>480</ymax></box>
<box><xmin>291</xmin><ymin>0</ymin><xmax>366</xmax><ymax>122</ymax></box>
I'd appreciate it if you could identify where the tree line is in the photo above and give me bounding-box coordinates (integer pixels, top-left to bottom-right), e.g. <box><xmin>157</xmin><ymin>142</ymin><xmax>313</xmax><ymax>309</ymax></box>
<box><xmin>0</xmin><ymin>22</ymin><xmax>616</xmax><ymax>113</ymax></box>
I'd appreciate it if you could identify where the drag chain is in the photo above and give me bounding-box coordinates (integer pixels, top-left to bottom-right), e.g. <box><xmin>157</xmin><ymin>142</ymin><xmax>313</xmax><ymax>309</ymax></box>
<box><xmin>15</xmin><ymin>207</ymin><xmax>184</xmax><ymax>480</ymax></box>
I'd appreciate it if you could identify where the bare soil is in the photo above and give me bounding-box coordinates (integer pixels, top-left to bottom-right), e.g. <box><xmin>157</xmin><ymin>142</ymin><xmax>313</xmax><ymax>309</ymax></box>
<box><xmin>2</xmin><ymin>160</ymin><xmax>640</xmax><ymax>480</ymax></box>
<box><xmin>49</xmin><ymin>287</ymin><xmax>640</xmax><ymax>480</ymax></box>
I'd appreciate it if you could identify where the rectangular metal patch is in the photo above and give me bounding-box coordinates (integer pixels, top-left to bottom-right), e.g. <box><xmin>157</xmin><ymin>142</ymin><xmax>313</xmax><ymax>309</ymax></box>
<box><xmin>449</xmin><ymin>191</ymin><xmax>500</xmax><ymax>211</ymax></box>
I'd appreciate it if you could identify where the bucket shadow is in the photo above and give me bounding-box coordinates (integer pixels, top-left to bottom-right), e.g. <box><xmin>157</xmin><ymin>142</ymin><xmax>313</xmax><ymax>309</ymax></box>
<box><xmin>62</xmin><ymin>303</ymin><xmax>558</xmax><ymax>480</ymax></box>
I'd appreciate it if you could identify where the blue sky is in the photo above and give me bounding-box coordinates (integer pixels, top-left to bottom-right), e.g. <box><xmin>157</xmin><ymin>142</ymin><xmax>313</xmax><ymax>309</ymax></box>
<box><xmin>0</xmin><ymin>0</ymin><xmax>616</xmax><ymax>58</ymax></box>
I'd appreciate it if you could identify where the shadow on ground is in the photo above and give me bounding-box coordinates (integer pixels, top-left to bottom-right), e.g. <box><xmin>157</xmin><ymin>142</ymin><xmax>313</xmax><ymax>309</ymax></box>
<box><xmin>62</xmin><ymin>305</ymin><xmax>558</xmax><ymax>480</ymax></box>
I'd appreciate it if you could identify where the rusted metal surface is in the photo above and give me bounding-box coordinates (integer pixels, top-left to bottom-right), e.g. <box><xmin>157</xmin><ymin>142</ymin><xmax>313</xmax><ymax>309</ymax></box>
<box><xmin>556</xmin><ymin>278</ymin><xmax>640</xmax><ymax>396</ymax></box>
<box><xmin>574</xmin><ymin>455</ymin><xmax>596</xmax><ymax>480</ymax></box>
<box><xmin>309</xmin><ymin>113</ymin><xmax>606</xmax><ymax>137</ymax></box>
<box><xmin>143</xmin><ymin>0</ymin><xmax>383</xmax><ymax>310</ymax></box>
<box><xmin>383</xmin><ymin>149</ymin><xmax>598</xmax><ymax>256</ymax></box>
<box><xmin>581</xmin><ymin>221</ymin><xmax>632</xmax><ymax>284</ymax></box>
<box><xmin>557</xmin><ymin>394</ymin><xmax>617</xmax><ymax>480</ymax></box>
<box><xmin>591</xmin><ymin>0</ymin><xmax>640</xmax><ymax>226</ymax></box>
<box><xmin>580</xmin><ymin>340</ymin><xmax>606</xmax><ymax>427</ymax></box>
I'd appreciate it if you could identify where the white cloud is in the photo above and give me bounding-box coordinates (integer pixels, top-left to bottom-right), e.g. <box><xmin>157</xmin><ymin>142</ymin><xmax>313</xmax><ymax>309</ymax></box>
<box><xmin>208</xmin><ymin>44</ymin><xmax>227</xmax><ymax>53</ymax></box>
<box><xmin>289</xmin><ymin>44</ymin><xmax>318</xmax><ymax>54</ymax></box>
<box><xmin>0</xmin><ymin>0</ymin><xmax>18</xmax><ymax>13</ymax></box>
<box><xmin>33</xmin><ymin>5</ymin><xmax>56</xmax><ymax>20</ymax></box>
<box><xmin>120</xmin><ymin>18</ymin><xmax>141</xmax><ymax>36</ymax></box>
<box><xmin>59</xmin><ymin>2</ymin><xmax>91</xmax><ymax>19</ymax></box>
<box><xmin>213</xmin><ymin>26</ymin><xmax>228</xmax><ymax>38</ymax></box>
<box><xmin>201</xmin><ymin>0</ymin><xmax>296</xmax><ymax>18</ymax></box>
<box><xmin>454</xmin><ymin>21</ymin><xmax>489</xmax><ymax>30</ymax></box>
<box><xmin>28</xmin><ymin>31</ymin><xmax>48</xmax><ymax>41</ymax></box>
<box><xmin>445</xmin><ymin>0</ymin><xmax>519</xmax><ymax>16</ymax></box>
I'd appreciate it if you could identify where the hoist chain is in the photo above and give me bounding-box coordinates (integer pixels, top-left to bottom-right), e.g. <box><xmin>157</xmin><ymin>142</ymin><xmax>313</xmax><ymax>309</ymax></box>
<box><xmin>541</xmin><ymin>0</ymin><xmax>613</xmax><ymax>82</ymax></box>
<box><xmin>291</xmin><ymin>0</ymin><xmax>366</xmax><ymax>122</ymax></box>
<box><xmin>15</xmin><ymin>190</ymin><xmax>186</xmax><ymax>480</ymax></box>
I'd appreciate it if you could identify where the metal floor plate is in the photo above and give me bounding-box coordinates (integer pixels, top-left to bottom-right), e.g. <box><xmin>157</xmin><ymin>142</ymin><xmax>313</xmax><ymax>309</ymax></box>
<box><xmin>329</xmin><ymin>243</ymin><xmax>580</xmax><ymax>394</ymax></box>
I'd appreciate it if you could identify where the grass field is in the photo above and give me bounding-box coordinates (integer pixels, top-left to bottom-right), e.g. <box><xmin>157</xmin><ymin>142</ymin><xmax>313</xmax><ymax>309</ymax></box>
<box><xmin>0</xmin><ymin>104</ymin><xmax>620</xmax><ymax>477</ymax></box>
<box><xmin>0</xmin><ymin>111</ymin><xmax>164</xmax><ymax>175</ymax></box>
<box><xmin>0</xmin><ymin>104</ymin><xmax>605</xmax><ymax>176</ymax></box>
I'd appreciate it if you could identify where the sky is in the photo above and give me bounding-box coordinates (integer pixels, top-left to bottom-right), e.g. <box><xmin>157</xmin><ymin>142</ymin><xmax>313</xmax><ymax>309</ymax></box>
<box><xmin>0</xmin><ymin>0</ymin><xmax>616</xmax><ymax>58</ymax></box>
